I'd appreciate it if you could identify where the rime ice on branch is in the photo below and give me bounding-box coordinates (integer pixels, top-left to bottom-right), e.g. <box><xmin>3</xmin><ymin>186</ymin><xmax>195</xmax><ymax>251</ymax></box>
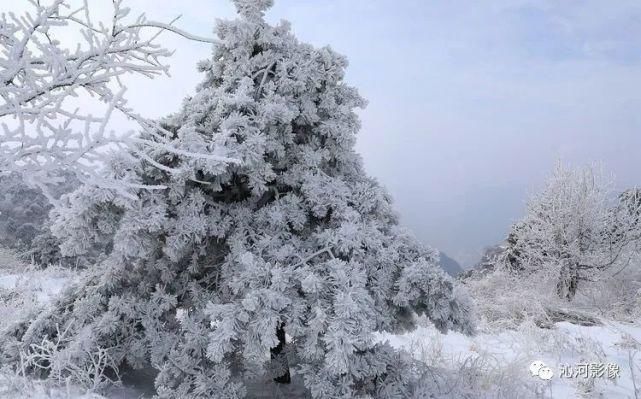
<box><xmin>0</xmin><ymin>0</ymin><xmax>237</xmax><ymax>197</ymax></box>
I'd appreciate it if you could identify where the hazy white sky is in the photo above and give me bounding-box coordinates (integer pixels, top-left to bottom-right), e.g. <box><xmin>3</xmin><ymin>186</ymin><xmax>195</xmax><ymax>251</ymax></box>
<box><xmin>6</xmin><ymin>1</ymin><xmax>641</xmax><ymax>266</ymax></box>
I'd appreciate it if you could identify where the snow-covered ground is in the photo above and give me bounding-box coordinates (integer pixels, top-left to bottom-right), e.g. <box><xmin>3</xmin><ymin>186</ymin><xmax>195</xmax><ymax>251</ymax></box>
<box><xmin>1</xmin><ymin>249</ymin><xmax>639</xmax><ymax>398</ymax></box>
<box><xmin>0</xmin><ymin>273</ymin><xmax>72</xmax><ymax>304</ymax></box>
<box><xmin>382</xmin><ymin>320</ymin><xmax>641</xmax><ymax>398</ymax></box>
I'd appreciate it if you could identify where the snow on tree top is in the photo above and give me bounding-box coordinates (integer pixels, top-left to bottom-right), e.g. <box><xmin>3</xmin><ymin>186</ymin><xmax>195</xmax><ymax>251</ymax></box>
<box><xmin>233</xmin><ymin>0</ymin><xmax>274</xmax><ymax>19</ymax></box>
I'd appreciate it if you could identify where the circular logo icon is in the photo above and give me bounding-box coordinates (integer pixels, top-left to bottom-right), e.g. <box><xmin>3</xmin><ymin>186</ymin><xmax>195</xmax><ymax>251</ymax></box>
<box><xmin>529</xmin><ymin>361</ymin><xmax>545</xmax><ymax>377</ymax></box>
<box><xmin>529</xmin><ymin>361</ymin><xmax>554</xmax><ymax>380</ymax></box>
<box><xmin>538</xmin><ymin>366</ymin><xmax>554</xmax><ymax>380</ymax></box>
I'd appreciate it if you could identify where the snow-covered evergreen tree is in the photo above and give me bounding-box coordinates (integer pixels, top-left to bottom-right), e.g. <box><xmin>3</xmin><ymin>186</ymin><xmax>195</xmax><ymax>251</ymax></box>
<box><xmin>2</xmin><ymin>1</ymin><xmax>473</xmax><ymax>397</ymax></box>
<box><xmin>0</xmin><ymin>172</ymin><xmax>78</xmax><ymax>265</ymax></box>
<box><xmin>0</xmin><ymin>173</ymin><xmax>51</xmax><ymax>251</ymax></box>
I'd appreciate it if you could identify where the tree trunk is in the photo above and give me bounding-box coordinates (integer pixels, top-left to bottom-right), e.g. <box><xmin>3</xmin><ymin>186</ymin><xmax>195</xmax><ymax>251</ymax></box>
<box><xmin>557</xmin><ymin>261</ymin><xmax>579</xmax><ymax>301</ymax></box>
<box><xmin>271</xmin><ymin>323</ymin><xmax>291</xmax><ymax>384</ymax></box>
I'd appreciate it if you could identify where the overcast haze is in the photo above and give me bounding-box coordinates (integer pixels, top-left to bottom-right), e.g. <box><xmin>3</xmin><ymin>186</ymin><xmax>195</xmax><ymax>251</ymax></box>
<box><xmin>8</xmin><ymin>0</ymin><xmax>641</xmax><ymax>266</ymax></box>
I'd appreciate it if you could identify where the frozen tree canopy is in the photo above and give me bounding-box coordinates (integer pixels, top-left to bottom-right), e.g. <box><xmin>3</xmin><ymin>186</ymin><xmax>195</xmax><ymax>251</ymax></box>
<box><xmin>499</xmin><ymin>164</ymin><xmax>641</xmax><ymax>300</ymax></box>
<box><xmin>1</xmin><ymin>1</ymin><xmax>473</xmax><ymax>397</ymax></box>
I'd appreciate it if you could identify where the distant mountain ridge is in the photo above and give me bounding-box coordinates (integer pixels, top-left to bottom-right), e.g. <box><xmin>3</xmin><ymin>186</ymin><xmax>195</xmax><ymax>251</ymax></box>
<box><xmin>438</xmin><ymin>251</ymin><xmax>464</xmax><ymax>277</ymax></box>
<box><xmin>459</xmin><ymin>245</ymin><xmax>504</xmax><ymax>280</ymax></box>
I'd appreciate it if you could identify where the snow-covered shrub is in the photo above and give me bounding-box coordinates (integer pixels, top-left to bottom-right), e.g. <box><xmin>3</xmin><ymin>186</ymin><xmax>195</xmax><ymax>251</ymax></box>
<box><xmin>461</xmin><ymin>268</ymin><xmax>558</xmax><ymax>331</ymax></box>
<box><xmin>573</xmin><ymin>261</ymin><xmax>641</xmax><ymax>322</ymax></box>
<box><xmin>0</xmin><ymin>285</ymin><xmax>40</xmax><ymax>335</ymax></box>
<box><xmin>21</xmin><ymin>323</ymin><xmax>122</xmax><ymax>392</ymax></box>
<box><xmin>461</xmin><ymin>261</ymin><xmax>640</xmax><ymax>334</ymax></box>
<box><xmin>0</xmin><ymin>255</ymin><xmax>111</xmax><ymax>397</ymax></box>
<box><xmin>515</xmin><ymin>320</ymin><xmax>607</xmax><ymax>364</ymax></box>
<box><xmin>405</xmin><ymin>327</ymin><xmax>546</xmax><ymax>398</ymax></box>
<box><xmin>0</xmin><ymin>247</ymin><xmax>23</xmax><ymax>273</ymax></box>
<box><xmin>1</xmin><ymin>1</ymin><xmax>474</xmax><ymax>397</ymax></box>
<box><xmin>0</xmin><ymin>262</ymin><xmax>77</xmax><ymax>333</ymax></box>
<box><xmin>463</xmin><ymin>256</ymin><xmax>641</xmax><ymax>332</ymax></box>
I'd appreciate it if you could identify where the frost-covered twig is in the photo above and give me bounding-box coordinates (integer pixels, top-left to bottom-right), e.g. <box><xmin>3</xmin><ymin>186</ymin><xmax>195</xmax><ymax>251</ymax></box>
<box><xmin>22</xmin><ymin>321</ymin><xmax>121</xmax><ymax>392</ymax></box>
<box><xmin>292</xmin><ymin>246</ymin><xmax>336</xmax><ymax>269</ymax></box>
<box><xmin>127</xmin><ymin>19</ymin><xmax>220</xmax><ymax>44</ymax></box>
<box><xmin>0</xmin><ymin>0</ymin><xmax>238</xmax><ymax>194</ymax></box>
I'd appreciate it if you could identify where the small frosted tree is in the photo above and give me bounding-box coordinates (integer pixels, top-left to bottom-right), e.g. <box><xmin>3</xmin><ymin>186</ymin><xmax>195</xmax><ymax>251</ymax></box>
<box><xmin>499</xmin><ymin>164</ymin><xmax>640</xmax><ymax>300</ymax></box>
<box><xmin>2</xmin><ymin>1</ymin><xmax>473</xmax><ymax>397</ymax></box>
